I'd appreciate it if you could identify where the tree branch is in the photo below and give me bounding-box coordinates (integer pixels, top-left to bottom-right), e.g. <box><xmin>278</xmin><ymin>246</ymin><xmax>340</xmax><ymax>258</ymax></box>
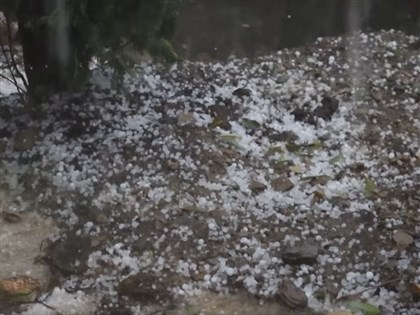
<box><xmin>5</xmin><ymin>14</ymin><xmax>28</xmax><ymax>89</ymax></box>
<box><xmin>0</xmin><ymin>72</ymin><xmax>26</xmax><ymax>95</ymax></box>
<box><xmin>0</xmin><ymin>36</ymin><xmax>21</xmax><ymax>95</ymax></box>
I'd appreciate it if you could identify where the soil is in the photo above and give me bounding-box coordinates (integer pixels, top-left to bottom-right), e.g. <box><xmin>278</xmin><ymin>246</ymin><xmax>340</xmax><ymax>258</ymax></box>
<box><xmin>0</xmin><ymin>30</ymin><xmax>419</xmax><ymax>315</ymax></box>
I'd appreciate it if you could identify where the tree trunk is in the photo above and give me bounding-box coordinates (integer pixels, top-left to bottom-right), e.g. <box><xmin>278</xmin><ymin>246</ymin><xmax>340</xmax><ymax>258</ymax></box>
<box><xmin>15</xmin><ymin>0</ymin><xmax>73</xmax><ymax>106</ymax></box>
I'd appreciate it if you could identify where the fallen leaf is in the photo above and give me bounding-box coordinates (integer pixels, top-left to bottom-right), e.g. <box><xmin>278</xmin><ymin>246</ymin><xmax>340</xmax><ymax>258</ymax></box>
<box><xmin>218</xmin><ymin>134</ymin><xmax>241</xmax><ymax>142</ymax></box>
<box><xmin>266</xmin><ymin>146</ymin><xmax>284</xmax><ymax>156</ymax></box>
<box><xmin>286</xmin><ymin>141</ymin><xmax>300</xmax><ymax>153</ymax></box>
<box><xmin>1</xmin><ymin>211</ymin><xmax>22</xmax><ymax>223</ymax></box>
<box><xmin>231</xmin><ymin>183</ymin><xmax>240</xmax><ymax>191</ymax></box>
<box><xmin>348</xmin><ymin>162</ymin><xmax>366</xmax><ymax>172</ymax></box>
<box><xmin>248</xmin><ymin>180</ymin><xmax>267</xmax><ymax>193</ymax></box>
<box><xmin>272</xmin><ymin>176</ymin><xmax>294</xmax><ymax>192</ymax></box>
<box><xmin>409</xmin><ymin>283</ymin><xmax>420</xmax><ymax>298</ymax></box>
<box><xmin>0</xmin><ymin>276</ymin><xmax>41</xmax><ymax>302</ymax></box>
<box><xmin>218</xmin><ymin>134</ymin><xmax>245</xmax><ymax>150</ymax></box>
<box><xmin>177</xmin><ymin>112</ymin><xmax>195</xmax><ymax>126</ymax></box>
<box><xmin>289</xmin><ymin>164</ymin><xmax>303</xmax><ymax>174</ymax></box>
<box><xmin>364</xmin><ymin>178</ymin><xmax>376</xmax><ymax>197</ymax></box>
<box><xmin>306</xmin><ymin>140</ymin><xmax>324</xmax><ymax>151</ymax></box>
<box><xmin>311</xmin><ymin>189</ymin><xmax>326</xmax><ymax>205</ymax></box>
<box><xmin>329</xmin><ymin>195</ymin><xmax>351</xmax><ymax>208</ymax></box>
<box><xmin>301</xmin><ymin>175</ymin><xmax>332</xmax><ymax>185</ymax></box>
<box><xmin>210</xmin><ymin>117</ymin><xmax>231</xmax><ymax>130</ymax></box>
<box><xmin>329</xmin><ymin>153</ymin><xmax>344</xmax><ymax>165</ymax></box>
<box><xmin>346</xmin><ymin>301</ymin><xmax>381</xmax><ymax>315</ymax></box>
<box><xmin>336</xmin><ymin>293</ymin><xmax>362</xmax><ymax>303</ymax></box>
<box><xmin>242</xmin><ymin>118</ymin><xmax>260</xmax><ymax>129</ymax></box>
<box><xmin>393</xmin><ymin>230</ymin><xmax>414</xmax><ymax>248</ymax></box>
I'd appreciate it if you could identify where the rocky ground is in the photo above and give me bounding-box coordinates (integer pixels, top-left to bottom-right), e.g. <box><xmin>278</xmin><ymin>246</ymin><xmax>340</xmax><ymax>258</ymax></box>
<box><xmin>0</xmin><ymin>30</ymin><xmax>419</xmax><ymax>315</ymax></box>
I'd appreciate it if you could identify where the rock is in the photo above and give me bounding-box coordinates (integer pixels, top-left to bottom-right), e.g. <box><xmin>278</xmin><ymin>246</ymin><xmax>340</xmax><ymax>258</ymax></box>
<box><xmin>268</xmin><ymin>130</ymin><xmax>298</xmax><ymax>142</ymax></box>
<box><xmin>51</xmin><ymin>233</ymin><xmax>92</xmax><ymax>274</ymax></box>
<box><xmin>14</xmin><ymin>127</ymin><xmax>40</xmax><ymax>151</ymax></box>
<box><xmin>409</xmin><ymin>283</ymin><xmax>420</xmax><ymax>300</ymax></box>
<box><xmin>271</xmin><ymin>176</ymin><xmax>294</xmax><ymax>192</ymax></box>
<box><xmin>393</xmin><ymin>85</ymin><xmax>405</xmax><ymax>95</ymax></box>
<box><xmin>371</xmin><ymin>90</ymin><xmax>386</xmax><ymax>101</ymax></box>
<box><xmin>291</xmin><ymin>107</ymin><xmax>310</xmax><ymax>122</ymax></box>
<box><xmin>392</xmin><ymin>230</ymin><xmax>414</xmax><ymax>248</ymax></box>
<box><xmin>281</xmin><ymin>244</ymin><xmax>319</xmax><ymax>265</ymax></box>
<box><xmin>273</xmin><ymin>160</ymin><xmax>295</xmax><ymax>174</ymax></box>
<box><xmin>164</xmin><ymin>158</ymin><xmax>180</xmax><ymax>171</ymax></box>
<box><xmin>249</xmin><ymin>180</ymin><xmax>267</xmax><ymax>193</ymax></box>
<box><xmin>232</xmin><ymin>88</ymin><xmax>251</xmax><ymax>97</ymax></box>
<box><xmin>277</xmin><ymin>279</ymin><xmax>308</xmax><ymax>309</ymax></box>
<box><xmin>0</xmin><ymin>211</ymin><xmax>22</xmax><ymax>223</ymax></box>
<box><xmin>313</xmin><ymin>96</ymin><xmax>339</xmax><ymax>121</ymax></box>
<box><xmin>177</xmin><ymin>112</ymin><xmax>195</xmax><ymax>126</ymax></box>
<box><xmin>325</xmin><ymin>282</ymin><xmax>340</xmax><ymax>297</ymax></box>
<box><xmin>117</xmin><ymin>272</ymin><xmax>169</xmax><ymax>302</ymax></box>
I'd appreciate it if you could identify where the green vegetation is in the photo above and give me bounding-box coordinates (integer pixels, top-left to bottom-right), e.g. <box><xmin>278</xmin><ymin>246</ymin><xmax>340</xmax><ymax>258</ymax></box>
<box><xmin>1</xmin><ymin>0</ymin><xmax>178</xmax><ymax>105</ymax></box>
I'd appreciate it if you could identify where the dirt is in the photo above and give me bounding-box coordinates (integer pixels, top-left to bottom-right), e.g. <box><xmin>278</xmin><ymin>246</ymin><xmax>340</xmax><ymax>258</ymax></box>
<box><xmin>0</xmin><ymin>30</ymin><xmax>419</xmax><ymax>315</ymax></box>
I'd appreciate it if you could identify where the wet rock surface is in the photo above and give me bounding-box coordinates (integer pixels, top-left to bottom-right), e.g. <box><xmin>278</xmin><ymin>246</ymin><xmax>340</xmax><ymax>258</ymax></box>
<box><xmin>117</xmin><ymin>273</ymin><xmax>171</xmax><ymax>303</ymax></box>
<box><xmin>281</xmin><ymin>245</ymin><xmax>319</xmax><ymax>266</ymax></box>
<box><xmin>278</xmin><ymin>279</ymin><xmax>309</xmax><ymax>309</ymax></box>
<box><xmin>50</xmin><ymin>233</ymin><xmax>92</xmax><ymax>275</ymax></box>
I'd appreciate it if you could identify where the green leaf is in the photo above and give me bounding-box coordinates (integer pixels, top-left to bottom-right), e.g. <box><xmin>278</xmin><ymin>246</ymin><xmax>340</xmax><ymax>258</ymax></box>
<box><xmin>231</xmin><ymin>183</ymin><xmax>240</xmax><ymax>191</ymax></box>
<box><xmin>210</xmin><ymin>117</ymin><xmax>226</xmax><ymax>128</ymax></box>
<box><xmin>266</xmin><ymin>146</ymin><xmax>284</xmax><ymax>156</ymax></box>
<box><xmin>364</xmin><ymin>178</ymin><xmax>377</xmax><ymax>197</ymax></box>
<box><xmin>274</xmin><ymin>159</ymin><xmax>293</xmax><ymax>174</ymax></box>
<box><xmin>219</xmin><ymin>134</ymin><xmax>241</xmax><ymax>142</ymax></box>
<box><xmin>346</xmin><ymin>301</ymin><xmax>381</xmax><ymax>315</ymax></box>
<box><xmin>329</xmin><ymin>153</ymin><xmax>344</xmax><ymax>165</ymax></box>
<box><xmin>289</xmin><ymin>164</ymin><xmax>303</xmax><ymax>174</ymax></box>
<box><xmin>306</xmin><ymin>140</ymin><xmax>324</xmax><ymax>152</ymax></box>
<box><xmin>218</xmin><ymin>134</ymin><xmax>245</xmax><ymax>151</ymax></box>
<box><xmin>286</xmin><ymin>141</ymin><xmax>300</xmax><ymax>153</ymax></box>
<box><xmin>242</xmin><ymin>118</ymin><xmax>260</xmax><ymax>129</ymax></box>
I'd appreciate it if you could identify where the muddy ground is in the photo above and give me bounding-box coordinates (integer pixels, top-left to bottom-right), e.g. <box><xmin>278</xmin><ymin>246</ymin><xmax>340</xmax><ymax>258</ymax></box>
<box><xmin>0</xmin><ymin>30</ymin><xmax>419</xmax><ymax>315</ymax></box>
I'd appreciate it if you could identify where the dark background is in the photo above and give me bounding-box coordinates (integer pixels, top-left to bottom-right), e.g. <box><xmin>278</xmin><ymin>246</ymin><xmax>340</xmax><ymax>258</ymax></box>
<box><xmin>174</xmin><ymin>0</ymin><xmax>420</xmax><ymax>60</ymax></box>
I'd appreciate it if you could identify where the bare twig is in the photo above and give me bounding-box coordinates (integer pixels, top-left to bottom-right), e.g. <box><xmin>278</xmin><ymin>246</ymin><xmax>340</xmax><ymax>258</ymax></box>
<box><xmin>0</xmin><ymin>72</ymin><xmax>19</xmax><ymax>87</ymax></box>
<box><xmin>5</xmin><ymin>14</ymin><xmax>28</xmax><ymax>90</ymax></box>
<box><xmin>0</xmin><ymin>13</ymin><xmax>27</xmax><ymax>102</ymax></box>
<box><xmin>16</xmin><ymin>299</ymin><xmax>64</xmax><ymax>315</ymax></box>
<box><xmin>0</xmin><ymin>72</ymin><xmax>26</xmax><ymax>95</ymax></box>
<box><xmin>35</xmin><ymin>297</ymin><xmax>65</xmax><ymax>315</ymax></box>
<box><xmin>0</xmin><ymin>36</ymin><xmax>21</xmax><ymax>97</ymax></box>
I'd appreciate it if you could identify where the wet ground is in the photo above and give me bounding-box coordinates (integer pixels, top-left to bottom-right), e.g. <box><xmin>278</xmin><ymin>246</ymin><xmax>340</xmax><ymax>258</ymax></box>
<box><xmin>0</xmin><ymin>30</ymin><xmax>419</xmax><ymax>315</ymax></box>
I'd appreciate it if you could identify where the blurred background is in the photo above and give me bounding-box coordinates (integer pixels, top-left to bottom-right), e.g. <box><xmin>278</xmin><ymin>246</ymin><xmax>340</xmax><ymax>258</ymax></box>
<box><xmin>174</xmin><ymin>0</ymin><xmax>420</xmax><ymax>60</ymax></box>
